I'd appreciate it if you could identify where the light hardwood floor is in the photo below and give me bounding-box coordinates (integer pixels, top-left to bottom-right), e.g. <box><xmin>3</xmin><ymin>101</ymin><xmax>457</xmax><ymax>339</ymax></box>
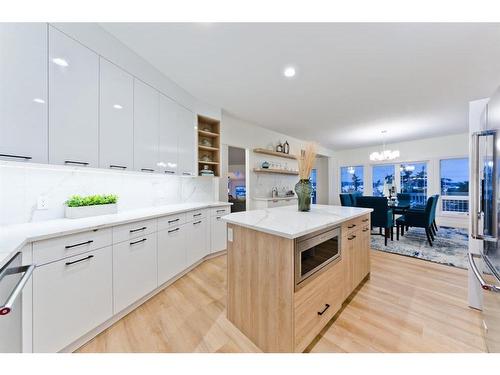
<box><xmin>77</xmin><ymin>250</ymin><xmax>486</xmax><ymax>353</ymax></box>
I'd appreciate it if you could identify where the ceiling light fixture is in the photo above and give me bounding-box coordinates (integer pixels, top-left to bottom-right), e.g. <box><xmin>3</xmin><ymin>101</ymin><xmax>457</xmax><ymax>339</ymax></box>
<box><xmin>283</xmin><ymin>66</ymin><xmax>296</xmax><ymax>78</ymax></box>
<box><xmin>52</xmin><ymin>57</ymin><xmax>69</xmax><ymax>67</ymax></box>
<box><xmin>369</xmin><ymin>130</ymin><xmax>400</xmax><ymax>162</ymax></box>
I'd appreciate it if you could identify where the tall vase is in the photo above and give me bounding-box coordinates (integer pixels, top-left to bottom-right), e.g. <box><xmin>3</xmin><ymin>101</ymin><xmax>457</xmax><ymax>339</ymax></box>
<box><xmin>295</xmin><ymin>179</ymin><xmax>312</xmax><ymax>212</ymax></box>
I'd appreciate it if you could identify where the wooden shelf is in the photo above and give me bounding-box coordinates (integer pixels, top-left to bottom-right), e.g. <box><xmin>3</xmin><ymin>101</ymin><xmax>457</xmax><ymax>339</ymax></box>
<box><xmin>253</xmin><ymin>168</ymin><xmax>298</xmax><ymax>175</ymax></box>
<box><xmin>253</xmin><ymin>148</ymin><xmax>296</xmax><ymax>160</ymax></box>
<box><xmin>198</xmin><ymin>130</ymin><xmax>219</xmax><ymax>138</ymax></box>
<box><xmin>199</xmin><ymin>160</ymin><xmax>220</xmax><ymax>165</ymax></box>
<box><xmin>198</xmin><ymin>145</ymin><xmax>219</xmax><ymax>152</ymax></box>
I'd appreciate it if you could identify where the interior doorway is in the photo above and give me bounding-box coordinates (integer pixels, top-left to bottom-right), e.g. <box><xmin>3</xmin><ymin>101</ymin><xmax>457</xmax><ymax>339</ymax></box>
<box><xmin>228</xmin><ymin>146</ymin><xmax>247</xmax><ymax>212</ymax></box>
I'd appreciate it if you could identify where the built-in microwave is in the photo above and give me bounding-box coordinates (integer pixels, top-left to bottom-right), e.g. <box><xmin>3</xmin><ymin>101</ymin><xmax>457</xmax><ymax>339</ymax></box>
<box><xmin>295</xmin><ymin>227</ymin><xmax>341</xmax><ymax>288</ymax></box>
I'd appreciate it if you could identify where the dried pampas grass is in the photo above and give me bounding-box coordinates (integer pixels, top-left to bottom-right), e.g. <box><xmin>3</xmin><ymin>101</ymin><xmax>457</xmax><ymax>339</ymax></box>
<box><xmin>297</xmin><ymin>142</ymin><xmax>317</xmax><ymax>180</ymax></box>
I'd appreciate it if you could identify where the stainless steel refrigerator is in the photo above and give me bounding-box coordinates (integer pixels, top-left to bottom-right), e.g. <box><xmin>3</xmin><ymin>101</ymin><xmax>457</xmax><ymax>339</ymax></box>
<box><xmin>470</xmin><ymin>86</ymin><xmax>500</xmax><ymax>353</ymax></box>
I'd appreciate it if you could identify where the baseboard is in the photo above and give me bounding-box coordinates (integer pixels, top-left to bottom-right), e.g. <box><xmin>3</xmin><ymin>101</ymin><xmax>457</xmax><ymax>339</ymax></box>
<box><xmin>60</xmin><ymin>249</ymin><xmax>227</xmax><ymax>353</ymax></box>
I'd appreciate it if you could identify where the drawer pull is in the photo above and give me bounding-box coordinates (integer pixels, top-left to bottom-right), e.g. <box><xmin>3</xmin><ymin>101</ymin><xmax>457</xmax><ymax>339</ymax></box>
<box><xmin>348</xmin><ymin>224</ymin><xmax>356</xmax><ymax>229</ymax></box>
<box><xmin>193</xmin><ymin>220</ymin><xmax>202</xmax><ymax>225</ymax></box>
<box><xmin>65</xmin><ymin>255</ymin><xmax>94</xmax><ymax>266</ymax></box>
<box><xmin>182</xmin><ymin>172</ymin><xmax>192</xmax><ymax>176</ymax></box>
<box><xmin>65</xmin><ymin>240</ymin><xmax>93</xmax><ymax>249</ymax></box>
<box><xmin>0</xmin><ymin>153</ymin><xmax>32</xmax><ymax>160</ymax></box>
<box><xmin>348</xmin><ymin>235</ymin><xmax>356</xmax><ymax>240</ymax></box>
<box><xmin>165</xmin><ymin>170</ymin><xmax>176</xmax><ymax>174</ymax></box>
<box><xmin>129</xmin><ymin>226</ymin><xmax>147</xmax><ymax>233</ymax></box>
<box><xmin>318</xmin><ymin>304</ymin><xmax>330</xmax><ymax>316</ymax></box>
<box><xmin>110</xmin><ymin>164</ymin><xmax>127</xmax><ymax>169</ymax></box>
<box><xmin>64</xmin><ymin>160</ymin><xmax>89</xmax><ymax>166</ymax></box>
<box><xmin>130</xmin><ymin>238</ymin><xmax>147</xmax><ymax>245</ymax></box>
<box><xmin>141</xmin><ymin>168</ymin><xmax>154</xmax><ymax>172</ymax></box>
<box><xmin>193</xmin><ymin>213</ymin><xmax>202</xmax><ymax>217</ymax></box>
<box><xmin>362</xmin><ymin>218</ymin><xmax>369</xmax><ymax>222</ymax></box>
<box><xmin>168</xmin><ymin>218</ymin><xmax>180</xmax><ymax>223</ymax></box>
<box><xmin>362</xmin><ymin>228</ymin><xmax>369</xmax><ymax>232</ymax></box>
<box><xmin>168</xmin><ymin>228</ymin><xmax>180</xmax><ymax>233</ymax></box>
<box><xmin>216</xmin><ymin>216</ymin><xmax>222</xmax><ymax>220</ymax></box>
<box><xmin>216</xmin><ymin>209</ymin><xmax>226</xmax><ymax>213</ymax></box>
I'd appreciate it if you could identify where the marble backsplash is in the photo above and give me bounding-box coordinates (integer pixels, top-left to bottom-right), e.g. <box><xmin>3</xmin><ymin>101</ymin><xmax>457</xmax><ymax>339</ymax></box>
<box><xmin>0</xmin><ymin>161</ymin><xmax>217</xmax><ymax>225</ymax></box>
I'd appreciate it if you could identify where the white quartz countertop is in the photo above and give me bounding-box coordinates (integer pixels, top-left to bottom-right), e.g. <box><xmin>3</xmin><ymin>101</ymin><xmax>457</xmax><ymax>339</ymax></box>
<box><xmin>222</xmin><ymin>204</ymin><xmax>372</xmax><ymax>239</ymax></box>
<box><xmin>253</xmin><ymin>196</ymin><xmax>297</xmax><ymax>201</ymax></box>
<box><xmin>0</xmin><ymin>202</ymin><xmax>231</xmax><ymax>269</ymax></box>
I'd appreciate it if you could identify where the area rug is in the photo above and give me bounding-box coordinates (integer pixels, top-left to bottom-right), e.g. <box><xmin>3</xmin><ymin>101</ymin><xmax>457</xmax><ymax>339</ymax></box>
<box><xmin>370</xmin><ymin>226</ymin><xmax>468</xmax><ymax>269</ymax></box>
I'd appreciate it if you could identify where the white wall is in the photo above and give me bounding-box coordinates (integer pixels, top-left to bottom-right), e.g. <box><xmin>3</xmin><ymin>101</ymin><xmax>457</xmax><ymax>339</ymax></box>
<box><xmin>220</xmin><ymin>113</ymin><xmax>334</xmax><ymax>209</ymax></box>
<box><xmin>330</xmin><ymin>132</ymin><xmax>469</xmax><ymax>228</ymax></box>
<box><xmin>313</xmin><ymin>157</ymin><xmax>329</xmax><ymax>205</ymax></box>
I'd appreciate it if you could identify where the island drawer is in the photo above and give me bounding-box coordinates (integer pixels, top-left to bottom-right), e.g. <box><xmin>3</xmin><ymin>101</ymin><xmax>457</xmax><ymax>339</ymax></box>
<box><xmin>112</xmin><ymin>218</ymin><xmax>157</xmax><ymax>243</ymax></box>
<box><xmin>33</xmin><ymin>228</ymin><xmax>112</xmax><ymax>265</ymax></box>
<box><xmin>343</xmin><ymin>214</ymin><xmax>370</xmax><ymax>234</ymax></box>
<box><xmin>294</xmin><ymin>258</ymin><xmax>344</xmax><ymax>352</ymax></box>
<box><xmin>157</xmin><ymin>212</ymin><xmax>187</xmax><ymax>231</ymax></box>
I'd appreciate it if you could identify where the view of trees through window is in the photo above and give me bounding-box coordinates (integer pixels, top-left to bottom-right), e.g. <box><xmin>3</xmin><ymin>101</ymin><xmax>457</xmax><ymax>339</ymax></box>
<box><xmin>340</xmin><ymin>166</ymin><xmax>364</xmax><ymax>193</ymax></box>
<box><xmin>440</xmin><ymin>158</ymin><xmax>469</xmax><ymax>213</ymax></box>
<box><xmin>372</xmin><ymin>164</ymin><xmax>395</xmax><ymax>197</ymax></box>
<box><xmin>400</xmin><ymin>162</ymin><xmax>427</xmax><ymax>206</ymax></box>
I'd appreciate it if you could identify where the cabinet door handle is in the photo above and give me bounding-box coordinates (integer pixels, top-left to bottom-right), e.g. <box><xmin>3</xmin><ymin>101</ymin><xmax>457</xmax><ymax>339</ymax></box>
<box><xmin>216</xmin><ymin>216</ymin><xmax>222</xmax><ymax>220</ymax></box>
<box><xmin>362</xmin><ymin>218</ymin><xmax>369</xmax><ymax>222</ymax></box>
<box><xmin>141</xmin><ymin>168</ymin><xmax>154</xmax><ymax>172</ymax></box>
<box><xmin>318</xmin><ymin>304</ymin><xmax>330</xmax><ymax>316</ymax></box>
<box><xmin>348</xmin><ymin>235</ymin><xmax>356</xmax><ymax>240</ymax></box>
<box><xmin>168</xmin><ymin>228</ymin><xmax>180</xmax><ymax>233</ymax></box>
<box><xmin>216</xmin><ymin>209</ymin><xmax>226</xmax><ymax>213</ymax></box>
<box><xmin>65</xmin><ymin>160</ymin><xmax>89</xmax><ymax>166</ymax></box>
<box><xmin>129</xmin><ymin>226</ymin><xmax>147</xmax><ymax>233</ymax></box>
<box><xmin>168</xmin><ymin>218</ymin><xmax>179</xmax><ymax>224</ymax></box>
<box><xmin>65</xmin><ymin>255</ymin><xmax>94</xmax><ymax>266</ymax></box>
<box><xmin>65</xmin><ymin>240</ymin><xmax>93</xmax><ymax>249</ymax></box>
<box><xmin>0</xmin><ymin>153</ymin><xmax>32</xmax><ymax>160</ymax></box>
<box><xmin>348</xmin><ymin>224</ymin><xmax>356</xmax><ymax>229</ymax></box>
<box><xmin>193</xmin><ymin>213</ymin><xmax>202</xmax><ymax>217</ymax></box>
<box><xmin>182</xmin><ymin>172</ymin><xmax>191</xmax><ymax>176</ymax></box>
<box><xmin>130</xmin><ymin>238</ymin><xmax>147</xmax><ymax>245</ymax></box>
<box><xmin>362</xmin><ymin>228</ymin><xmax>369</xmax><ymax>232</ymax></box>
<box><xmin>110</xmin><ymin>165</ymin><xmax>127</xmax><ymax>169</ymax></box>
<box><xmin>193</xmin><ymin>220</ymin><xmax>202</xmax><ymax>225</ymax></box>
<box><xmin>165</xmin><ymin>170</ymin><xmax>175</xmax><ymax>174</ymax></box>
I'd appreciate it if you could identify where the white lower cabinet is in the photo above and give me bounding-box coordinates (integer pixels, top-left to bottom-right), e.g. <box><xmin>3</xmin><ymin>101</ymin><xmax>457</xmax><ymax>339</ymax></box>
<box><xmin>157</xmin><ymin>225</ymin><xmax>187</xmax><ymax>285</ymax></box>
<box><xmin>113</xmin><ymin>233</ymin><xmax>158</xmax><ymax>314</ymax></box>
<box><xmin>186</xmin><ymin>218</ymin><xmax>209</xmax><ymax>265</ymax></box>
<box><xmin>32</xmin><ymin>246</ymin><xmax>113</xmax><ymax>352</ymax></box>
<box><xmin>210</xmin><ymin>215</ymin><xmax>227</xmax><ymax>253</ymax></box>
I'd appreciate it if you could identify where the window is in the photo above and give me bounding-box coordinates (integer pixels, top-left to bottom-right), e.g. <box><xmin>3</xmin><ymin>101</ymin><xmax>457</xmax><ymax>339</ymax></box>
<box><xmin>340</xmin><ymin>166</ymin><xmax>364</xmax><ymax>193</ymax></box>
<box><xmin>235</xmin><ymin>186</ymin><xmax>246</xmax><ymax>199</ymax></box>
<box><xmin>400</xmin><ymin>162</ymin><xmax>427</xmax><ymax>206</ymax></box>
<box><xmin>440</xmin><ymin>158</ymin><xmax>469</xmax><ymax>213</ymax></box>
<box><xmin>310</xmin><ymin>168</ymin><xmax>317</xmax><ymax>204</ymax></box>
<box><xmin>372</xmin><ymin>164</ymin><xmax>395</xmax><ymax>197</ymax></box>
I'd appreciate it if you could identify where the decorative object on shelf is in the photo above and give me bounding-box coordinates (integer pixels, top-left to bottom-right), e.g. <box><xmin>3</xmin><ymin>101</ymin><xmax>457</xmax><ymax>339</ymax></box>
<box><xmin>261</xmin><ymin>161</ymin><xmax>270</xmax><ymax>169</ymax></box>
<box><xmin>276</xmin><ymin>141</ymin><xmax>283</xmax><ymax>153</ymax></box>
<box><xmin>295</xmin><ymin>142</ymin><xmax>317</xmax><ymax>211</ymax></box>
<box><xmin>64</xmin><ymin>194</ymin><xmax>118</xmax><ymax>219</ymax></box>
<box><xmin>201</xmin><ymin>154</ymin><xmax>212</xmax><ymax>162</ymax></box>
<box><xmin>369</xmin><ymin>130</ymin><xmax>400</xmax><ymax>161</ymax></box>
<box><xmin>200</xmin><ymin>138</ymin><xmax>212</xmax><ymax>147</ymax></box>
<box><xmin>199</xmin><ymin>165</ymin><xmax>214</xmax><ymax>176</ymax></box>
<box><xmin>202</xmin><ymin>126</ymin><xmax>211</xmax><ymax>132</ymax></box>
<box><xmin>283</xmin><ymin>140</ymin><xmax>290</xmax><ymax>154</ymax></box>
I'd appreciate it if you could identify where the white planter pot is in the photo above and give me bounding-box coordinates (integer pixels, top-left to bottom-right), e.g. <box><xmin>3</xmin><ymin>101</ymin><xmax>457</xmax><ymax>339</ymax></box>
<box><xmin>65</xmin><ymin>203</ymin><xmax>117</xmax><ymax>219</ymax></box>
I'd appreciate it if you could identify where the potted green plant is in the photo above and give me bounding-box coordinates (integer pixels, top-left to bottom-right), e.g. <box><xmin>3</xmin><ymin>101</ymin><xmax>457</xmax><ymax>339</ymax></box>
<box><xmin>64</xmin><ymin>194</ymin><xmax>118</xmax><ymax>219</ymax></box>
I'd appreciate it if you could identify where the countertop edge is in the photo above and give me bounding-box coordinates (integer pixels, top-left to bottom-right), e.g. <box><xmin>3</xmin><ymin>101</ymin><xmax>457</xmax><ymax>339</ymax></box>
<box><xmin>0</xmin><ymin>202</ymin><xmax>231</xmax><ymax>269</ymax></box>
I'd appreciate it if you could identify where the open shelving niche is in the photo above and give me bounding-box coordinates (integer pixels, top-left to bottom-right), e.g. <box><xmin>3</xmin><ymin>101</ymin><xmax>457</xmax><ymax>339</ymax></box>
<box><xmin>197</xmin><ymin>115</ymin><xmax>221</xmax><ymax>176</ymax></box>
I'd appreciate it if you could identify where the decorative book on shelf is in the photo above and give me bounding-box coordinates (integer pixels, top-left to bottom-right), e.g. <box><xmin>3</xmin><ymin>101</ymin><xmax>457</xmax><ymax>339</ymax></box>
<box><xmin>197</xmin><ymin>115</ymin><xmax>221</xmax><ymax>177</ymax></box>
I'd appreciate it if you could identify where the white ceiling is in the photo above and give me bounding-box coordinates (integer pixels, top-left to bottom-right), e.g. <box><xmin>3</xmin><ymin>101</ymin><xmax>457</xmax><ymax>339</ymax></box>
<box><xmin>101</xmin><ymin>23</ymin><xmax>500</xmax><ymax>151</ymax></box>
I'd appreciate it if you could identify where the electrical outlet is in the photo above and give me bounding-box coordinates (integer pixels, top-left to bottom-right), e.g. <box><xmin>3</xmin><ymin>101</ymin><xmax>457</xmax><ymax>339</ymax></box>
<box><xmin>37</xmin><ymin>196</ymin><xmax>49</xmax><ymax>210</ymax></box>
<box><xmin>227</xmin><ymin>227</ymin><xmax>233</xmax><ymax>242</ymax></box>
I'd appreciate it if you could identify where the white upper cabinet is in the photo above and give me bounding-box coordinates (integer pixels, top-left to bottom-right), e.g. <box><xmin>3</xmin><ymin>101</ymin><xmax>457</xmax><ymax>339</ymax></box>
<box><xmin>99</xmin><ymin>59</ymin><xmax>134</xmax><ymax>170</ymax></box>
<box><xmin>177</xmin><ymin>106</ymin><xmax>197</xmax><ymax>176</ymax></box>
<box><xmin>0</xmin><ymin>23</ymin><xmax>48</xmax><ymax>163</ymax></box>
<box><xmin>159</xmin><ymin>94</ymin><xmax>179</xmax><ymax>175</ymax></box>
<box><xmin>48</xmin><ymin>26</ymin><xmax>99</xmax><ymax>167</ymax></box>
<box><xmin>133</xmin><ymin>79</ymin><xmax>160</xmax><ymax>173</ymax></box>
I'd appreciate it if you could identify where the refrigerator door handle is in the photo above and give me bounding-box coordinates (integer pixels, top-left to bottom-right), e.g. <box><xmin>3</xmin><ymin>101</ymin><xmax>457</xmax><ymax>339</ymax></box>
<box><xmin>468</xmin><ymin>253</ymin><xmax>500</xmax><ymax>293</ymax></box>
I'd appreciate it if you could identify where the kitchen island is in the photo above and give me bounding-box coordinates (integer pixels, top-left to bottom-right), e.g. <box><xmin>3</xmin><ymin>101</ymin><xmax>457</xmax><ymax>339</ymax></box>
<box><xmin>222</xmin><ymin>204</ymin><xmax>373</xmax><ymax>352</ymax></box>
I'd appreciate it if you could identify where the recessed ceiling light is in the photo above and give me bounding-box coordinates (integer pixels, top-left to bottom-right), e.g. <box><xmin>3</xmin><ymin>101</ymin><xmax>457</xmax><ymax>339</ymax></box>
<box><xmin>52</xmin><ymin>57</ymin><xmax>69</xmax><ymax>67</ymax></box>
<box><xmin>283</xmin><ymin>66</ymin><xmax>296</xmax><ymax>78</ymax></box>
<box><xmin>33</xmin><ymin>98</ymin><xmax>45</xmax><ymax>104</ymax></box>
<box><xmin>113</xmin><ymin>104</ymin><xmax>123</xmax><ymax>109</ymax></box>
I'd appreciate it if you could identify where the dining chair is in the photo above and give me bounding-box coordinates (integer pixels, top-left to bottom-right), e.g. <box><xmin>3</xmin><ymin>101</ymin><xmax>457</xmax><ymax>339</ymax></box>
<box><xmin>356</xmin><ymin>196</ymin><xmax>394</xmax><ymax>246</ymax></box>
<box><xmin>396</xmin><ymin>196</ymin><xmax>436</xmax><ymax>246</ymax></box>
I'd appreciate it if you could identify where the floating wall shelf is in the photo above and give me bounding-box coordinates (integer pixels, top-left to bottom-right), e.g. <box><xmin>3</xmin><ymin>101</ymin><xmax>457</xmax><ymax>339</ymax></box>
<box><xmin>253</xmin><ymin>148</ymin><xmax>296</xmax><ymax>160</ymax></box>
<box><xmin>253</xmin><ymin>168</ymin><xmax>299</xmax><ymax>176</ymax></box>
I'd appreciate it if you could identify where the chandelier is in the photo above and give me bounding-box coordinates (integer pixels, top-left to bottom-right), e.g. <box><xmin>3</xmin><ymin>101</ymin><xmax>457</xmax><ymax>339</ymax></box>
<box><xmin>369</xmin><ymin>130</ymin><xmax>400</xmax><ymax>161</ymax></box>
